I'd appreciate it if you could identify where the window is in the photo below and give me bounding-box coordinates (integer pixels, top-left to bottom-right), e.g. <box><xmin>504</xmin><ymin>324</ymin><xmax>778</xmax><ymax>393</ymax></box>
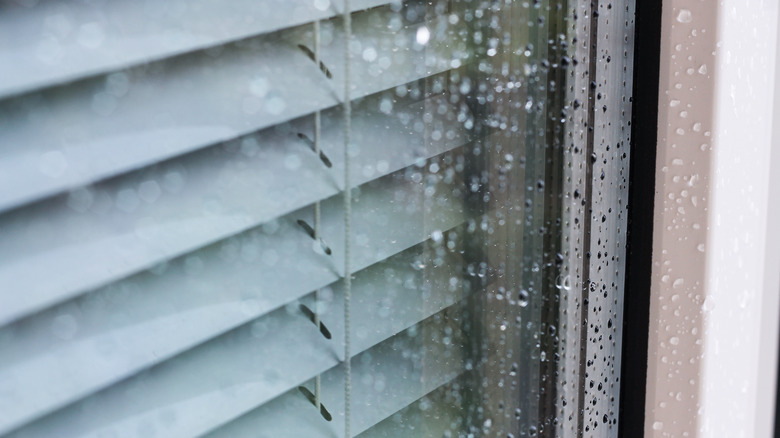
<box><xmin>0</xmin><ymin>0</ymin><xmax>637</xmax><ymax>437</ymax></box>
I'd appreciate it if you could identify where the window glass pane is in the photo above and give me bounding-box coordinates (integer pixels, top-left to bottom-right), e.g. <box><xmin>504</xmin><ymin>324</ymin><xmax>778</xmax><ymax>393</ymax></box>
<box><xmin>0</xmin><ymin>0</ymin><xmax>635</xmax><ymax>437</ymax></box>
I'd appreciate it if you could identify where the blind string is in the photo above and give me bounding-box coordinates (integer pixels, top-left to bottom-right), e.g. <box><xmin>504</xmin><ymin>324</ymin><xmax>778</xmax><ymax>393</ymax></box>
<box><xmin>312</xmin><ymin>19</ymin><xmax>323</xmax><ymax>413</ymax></box>
<box><xmin>342</xmin><ymin>0</ymin><xmax>353</xmax><ymax>436</ymax></box>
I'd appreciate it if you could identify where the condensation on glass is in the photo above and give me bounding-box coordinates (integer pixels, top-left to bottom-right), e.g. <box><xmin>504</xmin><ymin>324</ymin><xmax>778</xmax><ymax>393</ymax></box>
<box><xmin>0</xmin><ymin>0</ymin><xmax>635</xmax><ymax>437</ymax></box>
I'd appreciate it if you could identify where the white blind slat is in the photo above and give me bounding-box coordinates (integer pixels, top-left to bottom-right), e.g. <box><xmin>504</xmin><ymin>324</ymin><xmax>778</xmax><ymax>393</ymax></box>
<box><xmin>0</xmin><ymin>1</ymin><xmax>490</xmax><ymax>436</ymax></box>
<box><xmin>296</xmin><ymin>13</ymin><xmax>465</xmax><ymax>102</ymax></box>
<box><xmin>6</xmin><ymin>245</ymin><xmax>473</xmax><ymax>437</ymax></box>
<box><xmin>202</xmin><ymin>309</ymin><xmax>466</xmax><ymax>438</ymax></box>
<box><xmin>0</xmin><ymin>0</ymin><xmax>390</xmax><ymax>98</ymax></box>
<box><xmin>357</xmin><ymin>376</ymin><xmax>465</xmax><ymax>438</ymax></box>
<box><xmin>0</xmin><ymin>152</ymin><xmax>474</xmax><ymax>434</ymax></box>
<box><xmin>0</xmin><ymin>94</ymin><xmax>472</xmax><ymax>326</ymax></box>
<box><xmin>0</xmin><ymin>7</ymin><xmax>465</xmax><ymax>214</ymax></box>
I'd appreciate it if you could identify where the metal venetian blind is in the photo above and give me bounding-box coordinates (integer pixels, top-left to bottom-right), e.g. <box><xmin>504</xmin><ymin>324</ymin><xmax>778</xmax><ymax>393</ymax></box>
<box><xmin>0</xmin><ymin>1</ymin><xmax>477</xmax><ymax>437</ymax></box>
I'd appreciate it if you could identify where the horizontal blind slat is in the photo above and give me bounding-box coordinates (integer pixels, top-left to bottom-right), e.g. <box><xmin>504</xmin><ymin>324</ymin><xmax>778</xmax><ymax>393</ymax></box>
<box><xmin>0</xmin><ymin>150</ymin><xmax>476</xmax><ymax>434</ymax></box>
<box><xmin>0</xmin><ymin>0</ymin><xmax>390</xmax><ymax>98</ymax></box>
<box><xmin>0</xmin><ymin>9</ymin><xmax>466</xmax><ymax>213</ymax></box>
<box><xmin>0</xmin><ymin>95</ymin><xmax>474</xmax><ymax>326</ymax></box>
<box><xmin>0</xmin><ymin>3</ymin><xmax>482</xmax><ymax>436</ymax></box>
<box><xmin>202</xmin><ymin>309</ymin><xmax>467</xmax><ymax>438</ymax></box>
<box><xmin>357</xmin><ymin>376</ymin><xmax>466</xmax><ymax>438</ymax></box>
<box><xmin>5</xmin><ymin>245</ymin><xmax>475</xmax><ymax>437</ymax></box>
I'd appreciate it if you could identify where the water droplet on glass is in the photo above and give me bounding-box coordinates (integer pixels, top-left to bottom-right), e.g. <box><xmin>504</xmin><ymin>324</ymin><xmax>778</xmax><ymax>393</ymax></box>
<box><xmin>676</xmin><ymin>9</ymin><xmax>692</xmax><ymax>23</ymax></box>
<box><xmin>313</xmin><ymin>0</ymin><xmax>330</xmax><ymax>11</ymax></box>
<box><xmin>379</xmin><ymin>97</ymin><xmax>393</xmax><ymax>114</ymax></box>
<box><xmin>284</xmin><ymin>153</ymin><xmax>301</xmax><ymax>170</ymax></box>
<box><xmin>39</xmin><ymin>150</ymin><xmax>68</xmax><ymax>178</ymax></box>
<box><xmin>518</xmin><ymin>289</ymin><xmax>529</xmax><ymax>307</ymax></box>
<box><xmin>67</xmin><ymin>187</ymin><xmax>94</xmax><ymax>212</ymax></box>
<box><xmin>416</xmin><ymin>26</ymin><xmax>430</xmax><ymax>45</ymax></box>
<box><xmin>249</xmin><ymin>77</ymin><xmax>270</xmax><ymax>97</ymax></box>
<box><xmin>115</xmin><ymin>188</ymin><xmax>140</xmax><ymax>213</ymax></box>
<box><xmin>362</xmin><ymin>47</ymin><xmax>377</xmax><ymax>62</ymax></box>
<box><xmin>106</xmin><ymin>72</ymin><xmax>130</xmax><ymax>97</ymax></box>
<box><xmin>264</xmin><ymin>93</ymin><xmax>286</xmax><ymax>115</ymax></box>
<box><xmin>138</xmin><ymin>180</ymin><xmax>162</xmax><ymax>203</ymax></box>
<box><xmin>702</xmin><ymin>296</ymin><xmax>716</xmax><ymax>311</ymax></box>
<box><xmin>459</xmin><ymin>78</ymin><xmax>472</xmax><ymax>95</ymax></box>
<box><xmin>77</xmin><ymin>22</ymin><xmax>105</xmax><ymax>49</ymax></box>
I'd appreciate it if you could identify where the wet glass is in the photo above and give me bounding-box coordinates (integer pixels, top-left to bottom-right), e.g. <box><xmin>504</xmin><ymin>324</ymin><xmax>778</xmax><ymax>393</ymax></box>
<box><xmin>0</xmin><ymin>0</ymin><xmax>635</xmax><ymax>437</ymax></box>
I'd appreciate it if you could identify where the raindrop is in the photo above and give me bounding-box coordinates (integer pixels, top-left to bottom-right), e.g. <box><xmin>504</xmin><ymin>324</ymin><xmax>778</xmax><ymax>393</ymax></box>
<box><xmin>249</xmin><ymin>77</ymin><xmax>270</xmax><ymax>97</ymax></box>
<box><xmin>67</xmin><ymin>187</ymin><xmax>94</xmax><ymax>212</ymax></box>
<box><xmin>138</xmin><ymin>180</ymin><xmax>162</xmax><ymax>203</ymax></box>
<box><xmin>77</xmin><ymin>22</ymin><xmax>105</xmax><ymax>49</ymax></box>
<box><xmin>416</xmin><ymin>26</ymin><xmax>430</xmax><ymax>45</ymax></box>
<box><xmin>702</xmin><ymin>296</ymin><xmax>716</xmax><ymax>311</ymax></box>
<box><xmin>38</xmin><ymin>151</ymin><xmax>68</xmax><ymax>178</ymax></box>
<box><xmin>379</xmin><ymin>97</ymin><xmax>393</xmax><ymax>114</ymax></box>
<box><xmin>362</xmin><ymin>47</ymin><xmax>377</xmax><ymax>62</ymax></box>
<box><xmin>284</xmin><ymin>154</ymin><xmax>302</xmax><ymax>170</ymax></box>
<box><xmin>555</xmin><ymin>274</ymin><xmax>571</xmax><ymax>290</ymax></box>
<box><xmin>676</xmin><ymin>9</ymin><xmax>692</xmax><ymax>23</ymax></box>
<box><xmin>518</xmin><ymin>289</ymin><xmax>529</xmax><ymax>307</ymax></box>
<box><xmin>106</xmin><ymin>72</ymin><xmax>130</xmax><ymax>97</ymax></box>
<box><xmin>411</xmin><ymin>259</ymin><xmax>426</xmax><ymax>271</ymax></box>
<box><xmin>264</xmin><ymin>93</ymin><xmax>287</xmax><ymax>115</ymax></box>
<box><xmin>115</xmin><ymin>188</ymin><xmax>140</xmax><ymax>213</ymax></box>
<box><xmin>313</xmin><ymin>0</ymin><xmax>330</xmax><ymax>10</ymax></box>
<box><xmin>459</xmin><ymin>78</ymin><xmax>472</xmax><ymax>95</ymax></box>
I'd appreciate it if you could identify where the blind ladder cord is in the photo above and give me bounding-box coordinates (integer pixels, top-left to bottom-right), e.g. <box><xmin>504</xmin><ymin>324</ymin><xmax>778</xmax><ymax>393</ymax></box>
<box><xmin>342</xmin><ymin>0</ymin><xmax>353</xmax><ymax>436</ymax></box>
<box><xmin>313</xmin><ymin>18</ymin><xmax>323</xmax><ymax>414</ymax></box>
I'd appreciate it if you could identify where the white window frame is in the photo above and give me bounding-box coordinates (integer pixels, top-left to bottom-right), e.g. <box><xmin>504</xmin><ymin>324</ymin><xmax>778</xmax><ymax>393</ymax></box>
<box><xmin>646</xmin><ymin>0</ymin><xmax>780</xmax><ymax>436</ymax></box>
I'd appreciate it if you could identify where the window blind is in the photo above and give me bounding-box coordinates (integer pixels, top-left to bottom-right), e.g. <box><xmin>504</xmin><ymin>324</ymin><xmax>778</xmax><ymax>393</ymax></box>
<box><xmin>0</xmin><ymin>0</ymin><xmax>639</xmax><ymax>436</ymax></box>
<box><xmin>0</xmin><ymin>1</ymin><xmax>481</xmax><ymax>436</ymax></box>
